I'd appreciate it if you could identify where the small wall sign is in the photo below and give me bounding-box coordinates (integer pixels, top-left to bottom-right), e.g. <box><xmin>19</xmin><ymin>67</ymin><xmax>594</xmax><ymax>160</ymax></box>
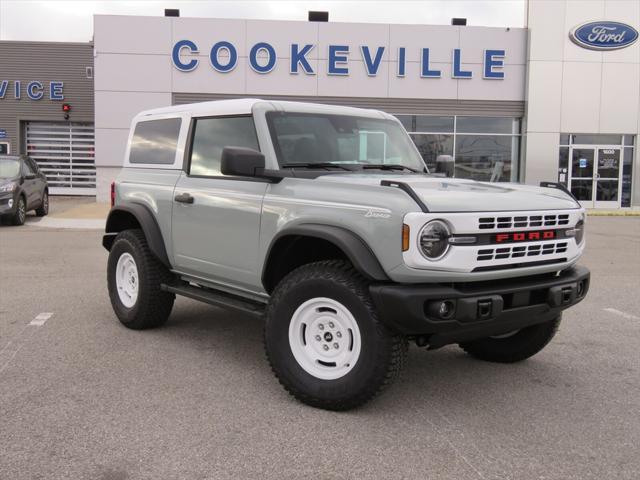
<box><xmin>570</xmin><ymin>21</ymin><xmax>639</xmax><ymax>51</ymax></box>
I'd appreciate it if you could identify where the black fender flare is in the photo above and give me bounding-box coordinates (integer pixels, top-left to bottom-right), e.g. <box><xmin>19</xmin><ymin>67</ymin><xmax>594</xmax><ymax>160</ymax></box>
<box><xmin>102</xmin><ymin>203</ymin><xmax>170</xmax><ymax>268</ymax></box>
<box><xmin>262</xmin><ymin>224</ymin><xmax>389</xmax><ymax>289</ymax></box>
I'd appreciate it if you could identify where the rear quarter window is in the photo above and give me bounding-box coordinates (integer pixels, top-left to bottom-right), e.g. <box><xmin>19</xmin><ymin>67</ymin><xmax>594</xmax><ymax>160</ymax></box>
<box><xmin>129</xmin><ymin>118</ymin><xmax>182</xmax><ymax>165</ymax></box>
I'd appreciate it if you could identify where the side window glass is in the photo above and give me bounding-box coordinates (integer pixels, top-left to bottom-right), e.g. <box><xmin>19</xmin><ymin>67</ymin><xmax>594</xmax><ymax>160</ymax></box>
<box><xmin>189</xmin><ymin>116</ymin><xmax>259</xmax><ymax>176</ymax></box>
<box><xmin>129</xmin><ymin>118</ymin><xmax>182</xmax><ymax>164</ymax></box>
<box><xmin>23</xmin><ymin>160</ymin><xmax>35</xmax><ymax>176</ymax></box>
<box><xmin>27</xmin><ymin>158</ymin><xmax>39</xmax><ymax>173</ymax></box>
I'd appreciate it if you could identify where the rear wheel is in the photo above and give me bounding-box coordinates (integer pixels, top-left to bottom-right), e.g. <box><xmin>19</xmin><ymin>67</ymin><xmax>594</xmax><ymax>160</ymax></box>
<box><xmin>35</xmin><ymin>191</ymin><xmax>49</xmax><ymax>217</ymax></box>
<box><xmin>12</xmin><ymin>196</ymin><xmax>26</xmax><ymax>226</ymax></box>
<box><xmin>264</xmin><ymin>260</ymin><xmax>407</xmax><ymax>410</ymax></box>
<box><xmin>107</xmin><ymin>229</ymin><xmax>175</xmax><ymax>329</ymax></box>
<box><xmin>459</xmin><ymin>316</ymin><xmax>561</xmax><ymax>363</ymax></box>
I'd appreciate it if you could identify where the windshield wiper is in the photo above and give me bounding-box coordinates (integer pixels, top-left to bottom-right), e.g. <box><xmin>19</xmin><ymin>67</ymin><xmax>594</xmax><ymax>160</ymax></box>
<box><xmin>281</xmin><ymin>162</ymin><xmax>354</xmax><ymax>171</ymax></box>
<box><xmin>361</xmin><ymin>164</ymin><xmax>423</xmax><ymax>173</ymax></box>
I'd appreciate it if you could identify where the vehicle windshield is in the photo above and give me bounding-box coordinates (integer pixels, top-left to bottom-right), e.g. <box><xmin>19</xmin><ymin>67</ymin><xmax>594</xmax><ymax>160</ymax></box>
<box><xmin>266</xmin><ymin>112</ymin><xmax>427</xmax><ymax>172</ymax></box>
<box><xmin>0</xmin><ymin>158</ymin><xmax>20</xmax><ymax>178</ymax></box>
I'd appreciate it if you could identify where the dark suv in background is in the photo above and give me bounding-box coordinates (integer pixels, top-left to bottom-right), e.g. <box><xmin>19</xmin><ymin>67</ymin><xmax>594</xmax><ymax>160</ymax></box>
<box><xmin>0</xmin><ymin>155</ymin><xmax>49</xmax><ymax>226</ymax></box>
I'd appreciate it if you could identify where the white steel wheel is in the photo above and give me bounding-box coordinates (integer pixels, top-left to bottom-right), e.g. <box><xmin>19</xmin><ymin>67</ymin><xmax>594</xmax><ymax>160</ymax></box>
<box><xmin>288</xmin><ymin>297</ymin><xmax>362</xmax><ymax>380</ymax></box>
<box><xmin>115</xmin><ymin>252</ymin><xmax>139</xmax><ymax>308</ymax></box>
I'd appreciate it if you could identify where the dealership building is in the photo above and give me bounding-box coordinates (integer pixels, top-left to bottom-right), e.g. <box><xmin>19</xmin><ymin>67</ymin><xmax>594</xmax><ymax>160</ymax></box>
<box><xmin>0</xmin><ymin>0</ymin><xmax>638</xmax><ymax>209</ymax></box>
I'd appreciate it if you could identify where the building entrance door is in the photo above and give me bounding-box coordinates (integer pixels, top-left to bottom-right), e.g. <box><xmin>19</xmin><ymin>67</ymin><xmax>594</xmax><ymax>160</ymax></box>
<box><xmin>594</xmin><ymin>148</ymin><xmax>621</xmax><ymax>208</ymax></box>
<box><xmin>569</xmin><ymin>146</ymin><xmax>622</xmax><ymax>208</ymax></box>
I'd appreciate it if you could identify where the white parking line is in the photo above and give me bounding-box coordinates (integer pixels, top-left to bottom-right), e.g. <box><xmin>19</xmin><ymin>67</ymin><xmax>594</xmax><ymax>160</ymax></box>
<box><xmin>30</xmin><ymin>312</ymin><xmax>54</xmax><ymax>326</ymax></box>
<box><xmin>0</xmin><ymin>312</ymin><xmax>54</xmax><ymax>376</ymax></box>
<box><xmin>603</xmin><ymin>308</ymin><xmax>640</xmax><ymax>321</ymax></box>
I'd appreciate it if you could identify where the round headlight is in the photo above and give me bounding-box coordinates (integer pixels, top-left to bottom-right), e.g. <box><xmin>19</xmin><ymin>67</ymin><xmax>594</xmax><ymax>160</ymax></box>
<box><xmin>419</xmin><ymin>220</ymin><xmax>450</xmax><ymax>260</ymax></box>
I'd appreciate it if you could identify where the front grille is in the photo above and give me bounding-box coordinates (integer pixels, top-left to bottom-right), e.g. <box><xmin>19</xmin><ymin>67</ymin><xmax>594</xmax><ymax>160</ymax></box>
<box><xmin>478</xmin><ymin>214</ymin><xmax>570</xmax><ymax>230</ymax></box>
<box><xmin>477</xmin><ymin>242</ymin><xmax>568</xmax><ymax>261</ymax></box>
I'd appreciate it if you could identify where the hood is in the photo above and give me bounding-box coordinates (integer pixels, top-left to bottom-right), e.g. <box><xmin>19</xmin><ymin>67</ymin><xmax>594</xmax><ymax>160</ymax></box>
<box><xmin>319</xmin><ymin>174</ymin><xmax>580</xmax><ymax>212</ymax></box>
<box><xmin>0</xmin><ymin>175</ymin><xmax>19</xmax><ymax>184</ymax></box>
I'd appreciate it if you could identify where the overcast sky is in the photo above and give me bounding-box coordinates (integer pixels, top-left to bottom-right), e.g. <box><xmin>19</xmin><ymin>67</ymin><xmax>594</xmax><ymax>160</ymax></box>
<box><xmin>0</xmin><ymin>0</ymin><xmax>526</xmax><ymax>42</ymax></box>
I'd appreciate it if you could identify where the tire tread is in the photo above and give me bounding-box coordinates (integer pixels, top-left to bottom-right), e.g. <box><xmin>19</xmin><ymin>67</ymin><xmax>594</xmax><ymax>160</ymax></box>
<box><xmin>460</xmin><ymin>316</ymin><xmax>561</xmax><ymax>363</ymax></box>
<box><xmin>108</xmin><ymin>229</ymin><xmax>174</xmax><ymax>329</ymax></box>
<box><xmin>265</xmin><ymin>260</ymin><xmax>407</xmax><ymax>410</ymax></box>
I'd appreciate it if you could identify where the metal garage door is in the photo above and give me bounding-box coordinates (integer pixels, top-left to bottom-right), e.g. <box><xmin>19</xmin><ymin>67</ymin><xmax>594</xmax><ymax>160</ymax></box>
<box><xmin>25</xmin><ymin>121</ymin><xmax>96</xmax><ymax>195</ymax></box>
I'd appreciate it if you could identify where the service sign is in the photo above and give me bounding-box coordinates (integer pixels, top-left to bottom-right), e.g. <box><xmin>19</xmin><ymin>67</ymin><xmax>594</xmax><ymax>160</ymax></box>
<box><xmin>570</xmin><ymin>21</ymin><xmax>639</xmax><ymax>51</ymax></box>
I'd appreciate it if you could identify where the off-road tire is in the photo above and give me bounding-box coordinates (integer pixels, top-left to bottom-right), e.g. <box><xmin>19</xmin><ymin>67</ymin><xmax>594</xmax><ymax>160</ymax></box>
<box><xmin>12</xmin><ymin>195</ymin><xmax>26</xmax><ymax>226</ymax></box>
<box><xmin>35</xmin><ymin>190</ymin><xmax>49</xmax><ymax>217</ymax></box>
<box><xmin>264</xmin><ymin>260</ymin><xmax>408</xmax><ymax>411</ymax></box>
<box><xmin>107</xmin><ymin>229</ymin><xmax>175</xmax><ymax>329</ymax></box>
<box><xmin>459</xmin><ymin>316</ymin><xmax>561</xmax><ymax>363</ymax></box>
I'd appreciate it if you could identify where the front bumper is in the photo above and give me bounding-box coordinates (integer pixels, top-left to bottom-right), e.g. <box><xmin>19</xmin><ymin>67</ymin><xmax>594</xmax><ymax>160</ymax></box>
<box><xmin>0</xmin><ymin>192</ymin><xmax>17</xmax><ymax>215</ymax></box>
<box><xmin>370</xmin><ymin>265</ymin><xmax>590</xmax><ymax>348</ymax></box>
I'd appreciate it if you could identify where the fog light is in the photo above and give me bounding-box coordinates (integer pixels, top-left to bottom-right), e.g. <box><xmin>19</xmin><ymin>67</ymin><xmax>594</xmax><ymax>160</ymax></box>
<box><xmin>8</xmin><ymin>199</ymin><xmax>13</xmax><ymax>208</ymax></box>
<box><xmin>577</xmin><ymin>280</ymin><xmax>586</xmax><ymax>298</ymax></box>
<box><xmin>425</xmin><ymin>300</ymin><xmax>457</xmax><ymax>320</ymax></box>
<box><xmin>439</xmin><ymin>301</ymin><xmax>455</xmax><ymax>319</ymax></box>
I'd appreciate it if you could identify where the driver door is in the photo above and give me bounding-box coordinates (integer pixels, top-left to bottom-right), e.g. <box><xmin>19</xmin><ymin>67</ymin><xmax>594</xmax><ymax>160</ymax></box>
<box><xmin>21</xmin><ymin>158</ymin><xmax>38</xmax><ymax>209</ymax></box>
<box><xmin>171</xmin><ymin>115</ymin><xmax>268</xmax><ymax>293</ymax></box>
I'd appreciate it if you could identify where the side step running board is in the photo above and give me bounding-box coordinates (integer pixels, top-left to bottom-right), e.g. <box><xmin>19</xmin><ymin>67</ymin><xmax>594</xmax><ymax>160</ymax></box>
<box><xmin>161</xmin><ymin>283</ymin><xmax>266</xmax><ymax>317</ymax></box>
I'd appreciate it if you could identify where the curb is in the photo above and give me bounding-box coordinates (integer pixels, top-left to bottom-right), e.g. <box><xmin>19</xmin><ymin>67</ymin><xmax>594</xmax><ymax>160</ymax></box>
<box><xmin>587</xmin><ymin>210</ymin><xmax>640</xmax><ymax>216</ymax></box>
<box><xmin>25</xmin><ymin>217</ymin><xmax>105</xmax><ymax>229</ymax></box>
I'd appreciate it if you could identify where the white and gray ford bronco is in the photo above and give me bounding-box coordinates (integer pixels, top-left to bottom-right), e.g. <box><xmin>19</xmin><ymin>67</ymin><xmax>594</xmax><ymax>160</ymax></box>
<box><xmin>103</xmin><ymin>99</ymin><xmax>590</xmax><ymax>410</ymax></box>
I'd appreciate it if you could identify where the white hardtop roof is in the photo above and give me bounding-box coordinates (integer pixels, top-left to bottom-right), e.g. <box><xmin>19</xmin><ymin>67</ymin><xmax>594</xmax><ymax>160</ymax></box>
<box><xmin>138</xmin><ymin>98</ymin><xmax>391</xmax><ymax>120</ymax></box>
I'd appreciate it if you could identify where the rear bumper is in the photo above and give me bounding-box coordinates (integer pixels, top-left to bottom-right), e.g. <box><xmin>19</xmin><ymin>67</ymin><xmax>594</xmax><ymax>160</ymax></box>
<box><xmin>370</xmin><ymin>265</ymin><xmax>590</xmax><ymax>348</ymax></box>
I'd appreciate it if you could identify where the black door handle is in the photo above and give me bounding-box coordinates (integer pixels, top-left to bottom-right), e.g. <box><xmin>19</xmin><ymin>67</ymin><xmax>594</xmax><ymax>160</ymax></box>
<box><xmin>174</xmin><ymin>192</ymin><xmax>194</xmax><ymax>204</ymax></box>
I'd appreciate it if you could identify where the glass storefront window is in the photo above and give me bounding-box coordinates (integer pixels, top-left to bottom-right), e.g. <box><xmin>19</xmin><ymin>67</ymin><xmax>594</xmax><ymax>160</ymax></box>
<box><xmin>395</xmin><ymin>115</ymin><xmax>454</xmax><ymax>133</ymax></box>
<box><xmin>558</xmin><ymin>146</ymin><xmax>569</xmax><ymax>185</ymax></box>
<box><xmin>414</xmin><ymin>116</ymin><xmax>454</xmax><ymax>133</ymax></box>
<box><xmin>571</xmin><ymin>134</ymin><xmax>622</xmax><ymax>145</ymax></box>
<box><xmin>394</xmin><ymin>114</ymin><xmax>521</xmax><ymax>182</ymax></box>
<box><xmin>409</xmin><ymin>134</ymin><xmax>454</xmax><ymax>172</ymax></box>
<box><xmin>622</xmin><ymin>147</ymin><xmax>634</xmax><ymax>207</ymax></box>
<box><xmin>559</xmin><ymin>134</ymin><xmax>634</xmax><ymax>208</ymax></box>
<box><xmin>454</xmin><ymin>135</ymin><xmax>517</xmax><ymax>182</ymax></box>
<box><xmin>395</xmin><ymin>115</ymin><xmax>413</xmax><ymax>132</ymax></box>
<box><xmin>456</xmin><ymin>116</ymin><xmax>519</xmax><ymax>134</ymax></box>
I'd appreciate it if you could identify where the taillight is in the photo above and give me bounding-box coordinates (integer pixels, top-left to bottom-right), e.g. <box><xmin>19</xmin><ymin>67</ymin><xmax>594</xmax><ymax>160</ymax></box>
<box><xmin>110</xmin><ymin>182</ymin><xmax>115</xmax><ymax>207</ymax></box>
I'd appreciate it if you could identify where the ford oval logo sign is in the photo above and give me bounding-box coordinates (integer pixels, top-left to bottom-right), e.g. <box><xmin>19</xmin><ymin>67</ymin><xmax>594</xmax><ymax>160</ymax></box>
<box><xmin>570</xmin><ymin>21</ymin><xmax>639</xmax><ymax>50</ymax></box>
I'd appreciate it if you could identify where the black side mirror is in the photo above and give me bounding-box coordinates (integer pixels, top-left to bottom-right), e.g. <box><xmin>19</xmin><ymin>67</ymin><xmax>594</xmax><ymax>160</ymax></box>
<box><xmin>221</xmin><ymin>147</ymin><xmax>266</xmax><ymax>178</ymax></box>
<box><xmin>25</xmin><ymin>174</ymin><xmax>36</xmax><ymax>180</ymax></box>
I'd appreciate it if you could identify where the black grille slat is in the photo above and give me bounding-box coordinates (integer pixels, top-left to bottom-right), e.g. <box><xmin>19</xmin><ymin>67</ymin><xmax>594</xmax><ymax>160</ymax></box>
<box><xmin>476</xmin><ymin>241</ymin><xmax>569</xmax><ymax>262</ymax></box>
<box><xmin>477</xmin><ymin>214</ymin><xmax>573</xmax><ymax>230</ymax></box>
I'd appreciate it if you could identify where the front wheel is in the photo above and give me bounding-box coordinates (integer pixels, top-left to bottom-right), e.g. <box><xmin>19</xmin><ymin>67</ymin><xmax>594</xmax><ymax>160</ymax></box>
<box><xmin>459</xmin><ymin>316</ymin><xmax>561</xmax><ymax>363</ymax></box>
<box><xmin>264</xmin><ymin>260</ymin><xmax>407</xmax><ymax>411</ymax></box>
<box><xmin>12</xmin><ymin>196</ymin><xmax>26</xmax><ymax>226</ymax></box>
<box><xmin>35</xmin><ymin>191</ymin><xmax>49</xmax><ymax>217</ymax></box>
<box><xmin>107</xmin><ymin>229</ymin><xmax>175</xmax><ymax>329</ymax></box>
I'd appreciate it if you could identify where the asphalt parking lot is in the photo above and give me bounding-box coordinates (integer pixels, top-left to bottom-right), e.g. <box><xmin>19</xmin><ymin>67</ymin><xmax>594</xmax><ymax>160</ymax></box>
<box><xmin>1</xmin><ymin>216</ymin><xmax>639</xmax><ymax>480</ymax></box>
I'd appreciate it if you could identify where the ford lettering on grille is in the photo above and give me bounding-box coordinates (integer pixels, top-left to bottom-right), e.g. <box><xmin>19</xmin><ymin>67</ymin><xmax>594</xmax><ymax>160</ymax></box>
<box><xmin>494</xmin><ymin>230</ymin><xmax>556</xmax><ymax>243</ymax></box>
